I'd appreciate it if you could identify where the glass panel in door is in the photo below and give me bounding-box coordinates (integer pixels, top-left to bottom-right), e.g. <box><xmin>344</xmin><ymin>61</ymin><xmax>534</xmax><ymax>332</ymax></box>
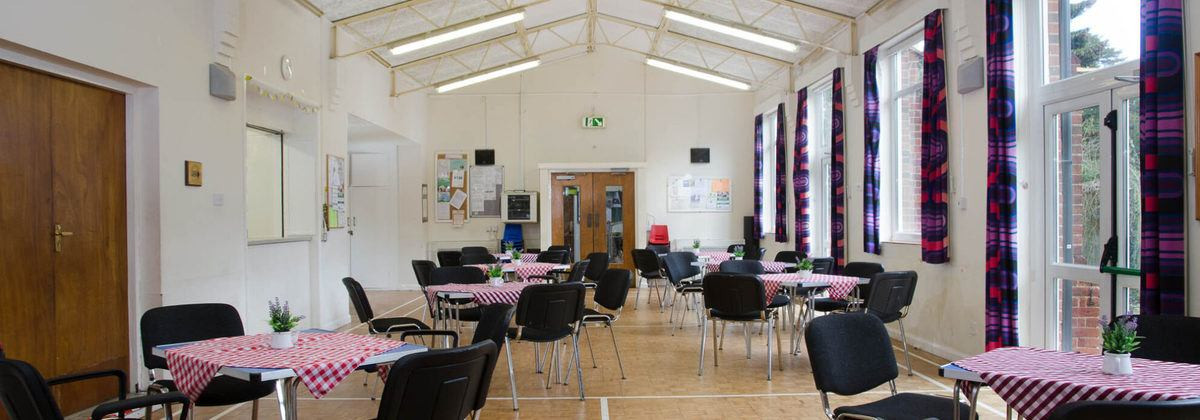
<box><xmin>1114</xmin><ymin>85</ymin><xmax>1141</xmax><ymax>314</ymax></box>
<box><xmin>562</xmin><ymin>185</ymin><xmax>582</xmax><ymax>261</ymax></box>
<box><xmin>603</xmin><ymin>185</ymin><xmax>624</xmax><ymax>264</ymax></box>
<box><xmin>1051</xmin><ymin>105</ymin><xmax>1104</xmax><ymax>265</ymax></box>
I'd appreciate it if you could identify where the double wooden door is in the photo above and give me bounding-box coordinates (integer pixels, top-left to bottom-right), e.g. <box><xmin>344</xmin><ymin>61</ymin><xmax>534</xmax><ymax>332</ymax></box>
<box><xmin>550</xmin><ymin>172</ymin><xmax>635</xmax><ymax>272</ymax></box>
<box><xmin>0</xmin><ymin>61</ymin><xmax>128</xmax><ymax>415</ymax></box>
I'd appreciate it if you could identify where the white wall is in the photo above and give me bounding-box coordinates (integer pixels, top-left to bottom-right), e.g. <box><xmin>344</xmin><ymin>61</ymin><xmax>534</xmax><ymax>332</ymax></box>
<box><xmin>425</xmin><ymin>48</ymin><xmax>755</xmax><ymax>255</ymax></box>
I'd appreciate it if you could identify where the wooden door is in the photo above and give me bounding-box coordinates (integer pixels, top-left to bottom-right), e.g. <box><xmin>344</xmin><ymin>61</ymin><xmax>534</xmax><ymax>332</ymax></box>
<box><xmin>0</xmin><ymin>61</ymin><xmax>128</xmax><ymax>416</ymax></box>
<box><xmin>550</xmin><ymin>173</ymin><xmax>594</xmax><ymax>261</ymax></box>
<box><xmin>590</xmin><ymin>172</ymin><xmax>636</xmax><ymax>271</ymax></box>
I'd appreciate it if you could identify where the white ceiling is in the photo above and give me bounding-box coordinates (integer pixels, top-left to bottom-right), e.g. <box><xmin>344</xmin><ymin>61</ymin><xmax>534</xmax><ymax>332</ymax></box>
<box><xmin>313</xmin><ymin>0</ymin><xmax>880</xmax><ymax>94</ymax></box>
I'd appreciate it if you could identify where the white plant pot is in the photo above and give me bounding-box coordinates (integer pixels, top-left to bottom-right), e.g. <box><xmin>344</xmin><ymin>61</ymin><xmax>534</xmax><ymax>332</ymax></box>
<box><xmin>731</xmin><ymin>256</ymin><xmax>742</xmax><ymax>261</ymax></box>
<box><xmin>490</xmin><ymin>276</ymin><xmax>504</xmax><ymax>287</ymax></box>
<box><xmin>798</xmin><ymin>270</ymin><xmax>814</xmax><ymax>280</ymax></box>
<box><xmin>270</xmin><ymin>331</ymin><xmax>296</xmax><ymax>349</ymax></box>
<box><xmin>514</xmin><ymin>259</ymin><xmax>523</xmax><ymax>266</ymax></box>
<box><xmin>1102</xmin><ymin>352</ymin><xmax>1133</xmax><ymax>375</ymax></box>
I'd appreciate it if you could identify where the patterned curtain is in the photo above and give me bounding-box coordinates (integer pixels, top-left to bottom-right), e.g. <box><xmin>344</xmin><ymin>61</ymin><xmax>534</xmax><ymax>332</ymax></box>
<box><xmin>985</xmin><ymin>0</ymin><xmax>1018</xmax><ymax>351</ymax></box>
<box><xmin>863</xmin><ymin>47</ymin><xmax>881</xmax><ymax>255</ymax></box>
<box><xmin>831</xmin><ymin>68</ymin><xmax>846</xmax><ymax>271</ymax></box>
<box><xmin>774</xmin><ymin>103</ymin><xmax>789</xmax><ymax>242</ymax></box>
<box><xmin>1139</xmin><ymin>0</ymin><xmax>1186</xmax><ymax>315</ymax></box>
<box><xmin>794</xmin><ymin>89</ymin><xmax>810</xmax><ymax>255</ymax></box>
<box><xmin>754</xmin><ymin>114</ymin><xmax>764</xmax><ymax>240</ymax></box>
<box><xmin>921</xmin><ymin>9</ymin><xmax>950</xmax><ymax>264</ymax></box>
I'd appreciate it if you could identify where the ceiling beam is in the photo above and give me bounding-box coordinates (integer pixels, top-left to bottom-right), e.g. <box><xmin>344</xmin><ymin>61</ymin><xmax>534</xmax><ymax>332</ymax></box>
<box><xmin>661</xmin><ymin>5</ymin><xmax>842</xmax><ymax>55</ymax></box>
<box><xmin>333</xmin><ymin>0</ymin><xmax>440</xmax><ymax>25</ymax></box>
<box><xmin>586</xmin><ymin>0</ymin><xmax>597</xmax><ymax>52</ymax></box>
<box><xmin>761</xmin><ymin>0</ymin><xmax>853</xmax><ymax>23</ymax></box>
<box><xmin>597</xmin><ymin>13</ymin><xmax>791</xmax><ymax>67</ymax></box>
<box><xmin>390</xmin><ymin>13</ymin><xmax>589</xmax><ymax>70</ymax></box>
<box><xmin>394</xmin><ymin>44</ymin><xmax>586</xmax><ymax>96</ymax></box>
<box><xmin>335</xmin><ymin>6</ymin><xmax>536</xmax><ymax>58</ymax></box>
<box><xmin>293</xmin><ymin>0</ymin><xmax>323</xmax><ymax>17</ymax></box>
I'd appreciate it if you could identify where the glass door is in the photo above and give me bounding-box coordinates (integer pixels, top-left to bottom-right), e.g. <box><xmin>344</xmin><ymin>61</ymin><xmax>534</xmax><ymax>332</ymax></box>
<box><xmin>551</xmin><ymin>173</ymin><xmax>593</xmax><ymax>262</ymax></box>
<box><xmin>592</xmin><ymin>172</ymin><xmax>636</xmax><ymax>271</ymax></box>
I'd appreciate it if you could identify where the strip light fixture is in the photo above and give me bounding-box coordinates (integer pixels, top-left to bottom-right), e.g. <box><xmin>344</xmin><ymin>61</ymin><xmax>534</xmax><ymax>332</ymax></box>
<box><xmin>390</xmin><ymin>10</ymin><xmax>525</xmax><ymax>56</ymax></box>
<box><xmin>663</xmin><ymin>9</ymin><xmax>798</xmax><ymax>53</ymax></box>
<box><xmin>645</xmin><ymin>57</ymin><xmax>750</xmax><ymax>90</ymax></box>
<box><xmin>436</xmin><ymin>59</ymin><xmax>541</xmax><ymax>93</ymax></box>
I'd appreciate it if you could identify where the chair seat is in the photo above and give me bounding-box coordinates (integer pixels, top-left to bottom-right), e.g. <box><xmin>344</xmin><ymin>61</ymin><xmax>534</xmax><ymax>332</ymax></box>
<box><xmin>768</xmin><ymin>294</ymin><xmax>790</xmax><ymax>308</ymax></box>
<box><xmin>640</xmin><ymin>271</ymin><xmax>665</xmax><ymax>279</ymax></box>
<box><xmin>833</xmin><ymin>392</ymin><xmax>971</xmax><ymax>420</ymax></box>
<box><xmin>370</xmin><ymin>317</ymin><xmax>429</xmax><ymax>335</ymax></box>
<box><xmin>507</xmin><ymin>326</ymin><xmax>574</xmax><ymax>342</ymax></box>
<box><xmin>153</xmin><ymin>376</ymin><xmax>276</xmax><ymax>407</ymax></box>
<box><xmin>582</xmin><ymin>308</ymin><xmax>615</xmax><ymax>322</ymax></box>
<box><xmin>709</xmin><ymin>309</ymin><xmax>764</xmax><ymax>322</ymax></box>
<box><xmin>813</xmin><ymin>298</ymin><xmax>851</xmax><ymax>312</ymax></box>
<box><xmin>444</xmin><ymin>306</ymin><xmax>483</xmax><ymax>322</ymax></box>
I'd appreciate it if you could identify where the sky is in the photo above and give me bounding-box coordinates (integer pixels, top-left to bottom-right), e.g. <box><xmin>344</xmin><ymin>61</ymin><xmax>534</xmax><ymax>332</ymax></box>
<box><xmin>1070</xmin><ymin>0</ymin><xmax>1140</xmax><ymax>63</ymax></box>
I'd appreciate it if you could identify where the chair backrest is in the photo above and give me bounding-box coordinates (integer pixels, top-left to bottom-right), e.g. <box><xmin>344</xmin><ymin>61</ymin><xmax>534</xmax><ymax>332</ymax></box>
<box><xmin>661</xmin><ymin>252</ymin><xmax>701</xmax><ymax>285</ymax></box>
<box><xmin>430</xmin><ymin>266</ymin><xmax>487</xmax><ymax>285</ymax></box>
<box><xmin>701</xmin><ymin>273</ymin><xmax>766</xmax><ymax>315</ymax></box>
<box><xmin>460</xmin><ymin>253</ymin><xmax>498</xmax><ymax>265</ymax></box>
<box><xmin>583</xmin><ymin>252</ymin><xmax>609</xmax><ymax>281</ymax></box>
<box><xmin>524</xmin><ymin>248</ymin><xmax>541</xmax><ymax>254</ymax></box>
<box><xmin>461</xmin><ymin>246</ymin><xmax>490</xmax><ymax>255</ymax></box>
<box><xmin>141</xmin><ymin>303</ymin><xmax>244</xmax><ymax>370</ymax></box>
<box><xmin>546</xmin><ymin>245</ymin><xmax>573</xmax><ymax>263</ymax></box>
<box><xmin>536</xmin><ymin>250</ymin><xmax>567</xmax><ymax>264</ymax></box>
<box><xmin>805</xmin><ymin>313</ymin><xmax>898</xmax><ymax>395</ymax></box>
<box><xmin>726</xmin><ymin>244</ymin><xmax>744</xmax><ymax>253</ymax></box>
<box><xmin>1124</xmin><ymin>315</ymin><xmax>1200</xmax><ymax>364</ymax></box>
<box><xmin>811</xmin><ymin>257</ymin><xmax>835</xmax><ymax>274</ymax></box>
<box><xmin>470</xmin><ymin>304</ymin><xmax>515</xmax><ymax>348</ymax></box>
<box><xmin>411</xmin><ymin>260</ymin><xmax>437</xmax><ymax>290</ymax></box>
<box><xmin>1047</xmin><ymin>398</ymin><xmax>1200</xmax><ymax>420</ymax></box>
<box><xmin>593</xmin><ymin>269</ymin><xmax>633</xmax><ymax>311</ymax></box>
<box><xmin>562</xmin><ymin>261</ymin><xmax>590</xmax><ymax>284</ymax></box>
<box><xmin>0</xmin><ymin>358</ymin><xmax>63</xmax><ymax>420</ymax></box>
<box><xmin>375</xmin><ymin>341</ymin><xmax>498</xmax><ymax>420</ymax></box>
<box><xmin>514</xmin><ymin>283</ymin><xmax>586</xmax><ymax>333</ymax></box>
<box><xmin>436</xmin><ymin>250</ymin><xmax>463</xmax><ymax>267</ymax></box>
<box><xmin>645</xmin><ymin>244</ymin><xmax>671</xmax><ymax>255</ymax></box>
<box><xmin>773</xmin><ymin>251</ymin><xmax>804</xmax><ymax>264</ymax></box>
<box><xmin>863</xmin><ymin>271</ymin><xmax>917</xmax><ymax>324</ymax></box>
<box><xmin>842</xmin><ymin>262</ymin><xmax>885</xmax><ymax>303</ymax></box>
<box><xmin>718</xmin><ymin>259</ymin><xmax>765</xmax><ymax>275</ymax></box>
<box><xmin>631</xmin><ymin>249</ymin><xmax>663</xmax><ymax>276</ymax></box>
<box><xmin>342</xmin><ymin>277</ymin><xmax>376</xmax><ymax>324</ymax></box>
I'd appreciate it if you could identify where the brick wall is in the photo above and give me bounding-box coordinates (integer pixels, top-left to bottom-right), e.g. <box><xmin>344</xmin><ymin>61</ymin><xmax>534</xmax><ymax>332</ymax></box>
<box><xmin>898</xmin><ymin>47</ymin><xmax>924</xmax><ymax>234</ymax></box>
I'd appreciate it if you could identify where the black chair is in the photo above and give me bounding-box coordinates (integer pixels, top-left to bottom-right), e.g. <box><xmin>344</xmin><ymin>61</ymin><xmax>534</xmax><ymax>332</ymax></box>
<box><xmin>525</xmin><ymin>248</ymin><xmax>541</xmax><ymax>254</ymax></box>
<box><xmin>811</xmin><ymin>257</ymin><xmax>835</xmax><ymax>274</ymax></box>
<box><xmin>580</xmin><ymin>269</ymin><xmax>633</xmax><ymax>378</ymax></box>
<box><xmin>774</xmin><ymin>251</ymin><xmax>804</xmax><ymax>273</ymax></box>
<box><xmin>374</xmin><ymin>341</ymin><xmax>499</xmax><ymax>420</ymax></box>
<box><xmin>1121</xmin><ymin>315</ymin><xmax>1200</xmax><ymax>364</ymax></box>
<box><xmin>536</xmin><ymin>250</ymin><xmax>568</xmax><ymax>264</ymax></box>
<box><xmin>805</xmin><ymin>313</ymin><xmax>969</xmax><ymax>420</ymax></box>
<box><xmin>429</xmin><ymin>267</ymin><xmax>488</xmax><ymax>325</ymax></box>
<box><xmin>813</xmin><ymin>262</ymin><xmax>885</xmax><ymax>313</ymax></box>
<box><xmin>726</xmin><ymin>244</ymin><xmax>745</xmax><ymax>253</ymax></box>
<box><xmin>505</xmin><ymin>283</ymin><xmax>588</xmax><ymax>406</ymax></box>
<box><xmin>645</xmin><ymin>244</ymin><xmax>671</xmax><ymax>255</ymax></box>
<box><xmin>460</xmin><ymin>253</ymin><xmax>498</xmax><ymax>265</ymax></box>
<box><xmin>632</xmin><ymin>248</ymin><xmax>668</xmax><ymax>309</ymax></box>
<box><xmin>412</xmin><ymin>260</ymin><xmax>438</xmax><ymax>319</ymax></box>
<box><xmin>140</xmin><ymin>304</ymin><xmax>276</xmax><ymax>419</ymax></box>
<box><xmin>546</xmin><ymin>245</ymin><xmax>573</xmax><ymax>263</ymax></box>
<box><xmin>461</xmin><ymin>246</ymin><xmax>490</xmax><ymax>255</ymax></box>
<box><xmin>718</xmin><ymin>259</ymin><xmax>765</xmax><ymax>274</ymax></box>
<box><xmin>400</xmin><ymin>304</ymin><xmax>517</xmax><ymax>411</ymax></box>
<box><xmin>0</xmin><ymin>357</ymin><xmax>192</xmax><ymax>420</ymax></box>
<box><xmin>857</xmin><ymin>271</ymin><xmax>918</xmax><ymax>376</ymax></box>
<box><xmin>1047</xmin><ymin>398</ymin><xmax>1200</xmax><ymax>420</ymax></box>
<box><xmin>581</xmin><ymin>252</ymin><xmax>609</xmax><ymax>287</ymax></box>
<box><xmin>530</xmin><ymin>260</ymin><xmax>588</xmax><ymax>284</ymax></box>
<box><xmin>436</xmin><ymin>250</ymin><xmax>463</xmax><ymax>267</ymax></box>
<box><xmin>662</xmin><ymin>252</ymin><xmax>705</xmax><ymax>333</ymax></box>
<box><xmin>344</xmin><ymin>277</ymin><xmax>430</xmax><ymax>338</ymax></box>
<box><xmin>698</xmin><ymin>273</ymin><xmax>783</xmax><ymax>380</ymax></box>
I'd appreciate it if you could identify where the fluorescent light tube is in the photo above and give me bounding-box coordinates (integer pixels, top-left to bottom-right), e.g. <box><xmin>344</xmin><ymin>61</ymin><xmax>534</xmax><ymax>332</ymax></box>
<box><xmin>645</xmin><ymin>58</ymin><xmax>750</xmax><ymax>90</ymax></box>
<box><xmin>664</xmin><ymin>10</ymin><xmax>797</xmax><ymax>53</ymax></box>
<box><xmin>391</xmin><ymin>12</ymin><xmax>525</xmax><ymax>55</ymax></box>
<box><xmin>437</xmin><ymin>60</ymin><xmax>540</xmax><ymax>93</ymax></box>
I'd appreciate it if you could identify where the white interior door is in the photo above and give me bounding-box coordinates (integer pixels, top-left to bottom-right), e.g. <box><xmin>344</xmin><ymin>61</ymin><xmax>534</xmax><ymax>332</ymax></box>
<box><xmin>349</xmin><ymin>151</ymin><xmax>400</xmax><ymax>289</ymax></box>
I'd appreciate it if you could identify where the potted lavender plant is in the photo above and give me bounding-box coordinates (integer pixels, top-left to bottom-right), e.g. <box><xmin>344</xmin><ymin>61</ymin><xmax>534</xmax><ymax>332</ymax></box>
<box><xmin>268</xmin><ymin>298</ymin><xmax>304</xmax><ymax>349</ymax></box>
<box><xmin>1100</xmin><ymin>314</ymin><xmax>1142</xmax><ymax>375</ymax></box>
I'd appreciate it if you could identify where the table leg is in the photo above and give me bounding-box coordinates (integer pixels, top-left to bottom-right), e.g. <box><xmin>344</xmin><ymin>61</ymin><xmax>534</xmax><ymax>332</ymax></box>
<box><xmin>952</xmin><ymin>380</ymin><xmax>961</xmax><ymax>420</ymax></box>
<box><xmin>968</xmin><ymin>384</ymin><xmax>980</xmax><ymax>420</ymax></box>
<box><xmin>275</xmin><ymin>377</ymin><xmax>300</xmax><ymax>420</ymax></box>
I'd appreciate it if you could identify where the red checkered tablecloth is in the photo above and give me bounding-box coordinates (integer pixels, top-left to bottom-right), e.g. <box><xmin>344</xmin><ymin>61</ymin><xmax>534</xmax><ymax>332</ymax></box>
<box><xmin>696</xmin><ymin>251</ymin><xmax>733</xmax><ymax>262</ymax></box>
<box><xmin>760</xmin><ymin>273</ymin><xmax>860</xmax><ymax>300</ymax></box>
<box><xmin>704</xmin><ymin>260</ymin><xmax>792</xmax><ymax>274</ymax></box>
<box><xmin>469</xmin><ymin>262</ymin><xmax>561</xmax><ymax>281</ymax></box>
<box><xmin>494</xmin><ymin>253</ymin><xmax>540</xmax><ymax>263</ymax></box>
<box><xmin>953</xmin><ymin>346</ymin><xmax>1200</xmax><ymax>420</ymax></box>
<box><xmin>164</xmin><ymin>333</ymin><xmax>403</xmax><ymax>401</ymax></box>
<box><xmin>425</xmin><ymin>281</ymin><xmax>538</xmax><ymax>306</ymax></box>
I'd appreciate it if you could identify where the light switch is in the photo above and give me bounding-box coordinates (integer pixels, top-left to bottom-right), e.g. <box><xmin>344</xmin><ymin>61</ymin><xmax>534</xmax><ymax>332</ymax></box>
<box><xmin>212</xmin><ymin>193</ymin><xmax>224</xmax><ymax>207</ymax></box>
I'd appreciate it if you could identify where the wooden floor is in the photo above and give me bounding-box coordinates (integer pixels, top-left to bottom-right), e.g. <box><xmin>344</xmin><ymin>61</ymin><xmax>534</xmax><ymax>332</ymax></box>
<box><xmin>134</xmin><ymin>290</ymin><xmax>1010</xmax><ymax>419</ymax></box>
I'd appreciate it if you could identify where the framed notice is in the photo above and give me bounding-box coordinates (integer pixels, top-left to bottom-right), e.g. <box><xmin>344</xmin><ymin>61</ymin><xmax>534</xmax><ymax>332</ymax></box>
<box><xmin>667</xmin><ymin>176</ymin><xmax>732</xmax><ymax>213</ymax></box>
<box><xmin>435</xmin><ymin>152</ymin><xmax>469</xmax><ymax>223</ymax></box>
<box><xmin>469</xmin><ymin>165</ymin><xmax>503</xmax><ymax>218</ymax></box>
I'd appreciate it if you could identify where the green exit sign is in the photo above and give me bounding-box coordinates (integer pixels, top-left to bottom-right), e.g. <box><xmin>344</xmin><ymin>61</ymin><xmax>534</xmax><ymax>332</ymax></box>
<box><xmin>582</xmin><ymin>116</ymin><xmax>605</xmax><ymax>128</ymax></box>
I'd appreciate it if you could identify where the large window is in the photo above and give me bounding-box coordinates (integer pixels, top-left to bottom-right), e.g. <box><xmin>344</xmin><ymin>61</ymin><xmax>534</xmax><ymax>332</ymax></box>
<box><xmin>808</xmin><ymin>80</ymin><xmax>834</xmax><ymax>257</ymax></box>
<box><xmin>1043</xmin><ymin>0</ymin><xmax>1139</xmax><ymax>83</ymax></box>
<box><xmin>881</xmin><ymin>28</ymin><xmax>924</xmax><ymax>243</ymax></box>
<box><xmin>759</xmin><ymin>110</ymin><xmax>778</xmax><ymax>235</ymax></box>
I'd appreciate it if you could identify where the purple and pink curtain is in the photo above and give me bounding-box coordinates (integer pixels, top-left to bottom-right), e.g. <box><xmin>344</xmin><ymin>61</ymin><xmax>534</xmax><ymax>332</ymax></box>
<box><xmin>794</xmin><ymin>89</ymin><xmax>810</xmax><ymax>255</ymax></box>
<box><xmin>921</xmin><ymin>9</ymin><xmax>950</xmax><ymax>264</ymax></box>
<box><xmin>1139</xmin><ymin>0</ymin><xmax>1186</xmax><ymax>315</ymax></box>
<box><xmin>753</xmin><ymin>114</ymin><xmax>764</xmax><ymax>239</ymax></box>
<box><xmin>831</xmin><ymin>68</ymin><xmax>846</xmax><ymax>271</ymax></box>
<box><xmin>985</xmin><ymin>0</ymin><xmax>1018</xmax><ymax>351</ymax></box>
<box><xmin>863</xmin><ymin>47</ymin><xmax>881</xmax><ymax>255</ymax></box>
<box><xmin>774</xmin><ymin>103</ymin><xmax>789</xmax><ymax>243</ymax></box>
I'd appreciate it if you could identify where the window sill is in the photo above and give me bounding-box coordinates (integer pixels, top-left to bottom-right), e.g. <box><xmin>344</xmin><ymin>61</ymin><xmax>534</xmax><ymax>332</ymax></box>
<box><xmin>248</xmin><ymin>235</ymin><xmax>313</xmax><ymax>246</ymax></box>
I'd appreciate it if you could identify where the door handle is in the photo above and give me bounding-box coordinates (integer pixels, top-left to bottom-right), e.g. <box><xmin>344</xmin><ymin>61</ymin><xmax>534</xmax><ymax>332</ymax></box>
<box><xmin>53</xmin><ymin>224</ymin><xmax>74</xmax><ymax>253</ymax></box>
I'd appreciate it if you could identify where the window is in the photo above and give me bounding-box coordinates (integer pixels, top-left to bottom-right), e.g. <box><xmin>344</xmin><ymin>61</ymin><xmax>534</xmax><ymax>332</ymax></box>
<box><xmin>759</xmin><ymin>110</ymin><xmax>778</xmax><ymax>235</ymax></box>
<box><xmin>881</xmin><ymin>28</ymin><xmax>924</xmax><ymax>243</ymax></box>
<box><xmin>808</xmin><ymin>80</ymin><xmax>834</xmax><ymax>257</ymax></box>
<box><xmin>1043</xmin><ymin>0</ymin><xmax>1139</xmax><ymax>83</ymax></box>
<box><xmin>245</xmin><ymin>124</ymin><xmax>316</xmax><ymax>241</ymax></box>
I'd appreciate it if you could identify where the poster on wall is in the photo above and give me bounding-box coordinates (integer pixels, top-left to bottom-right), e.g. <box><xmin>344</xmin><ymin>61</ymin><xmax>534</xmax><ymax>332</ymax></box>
<box><xmin>469</xmin><ymin>165</ymin><xmax>504</xmax><ymax>218</ymax></box>
<box><xmin>435</xmin><ymin>152</ymin><xmax>469</xmax><ymax>223</ymax></box>
<box><xmin>667</xmin><ymin>176</ymin><xmax>732</xmax><ymax>212</ymax></box>
<box><xmin>326</xmin><ymin>155</ymin><xmax>347</xmax><ymax>228</ymax></box>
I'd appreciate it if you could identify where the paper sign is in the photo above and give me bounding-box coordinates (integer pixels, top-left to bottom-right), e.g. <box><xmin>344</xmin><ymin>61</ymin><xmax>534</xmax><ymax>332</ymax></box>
<box><xmin>450</xmin><ymin>190</ymin><xmax>468</xmax><ymax>209</ymax></box>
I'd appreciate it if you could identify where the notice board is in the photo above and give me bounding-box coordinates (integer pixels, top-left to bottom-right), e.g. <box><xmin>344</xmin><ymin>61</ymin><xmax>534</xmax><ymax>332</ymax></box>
<box><xmin>667</xmin><ymin>176</ymin><xmax>732</xmax><ymax>212</ymax></box>
<box><xmin>469</xmin><ymin>165</ymin><xmax>503</xmax><ymax>218</ymax></box>
<box><xmin>435</xmin><ymin>152</ymin><xmax>469</xmax><ymax>224</ymax></box>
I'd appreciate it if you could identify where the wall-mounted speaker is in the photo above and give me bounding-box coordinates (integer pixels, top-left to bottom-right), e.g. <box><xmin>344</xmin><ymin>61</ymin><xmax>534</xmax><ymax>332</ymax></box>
<box><xmin>690</xmin><ymin>148</ymin><xmax>710</xmax><ymax>163</ymax></box>
<box><xmin>957</xmin><ymin>56</ymin><xmax>985</xmax><ymax>94</ymax></box>
<box><xmin>208</xmin><ymin>62</ymin><xmax>236</xmax><ymax>101</ymax></box>
<box><xmin>475</xmin><ymin>149</ymin><xmax>495</xmax><ymax>165</ymax></box>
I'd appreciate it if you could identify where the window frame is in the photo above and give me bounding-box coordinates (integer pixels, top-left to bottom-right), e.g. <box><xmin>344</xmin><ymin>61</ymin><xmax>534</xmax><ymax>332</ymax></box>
<box><xmin>807</xmin><ymin>78</ymin><xmax>834</xmax><ymax>257</ymax></box>
<box><xmin>759</xmin><ymin>110</ymin><xmax>778</xmax><ymax>235</ymax></box>
<box><xmin>880</xmin><ymin>25</ymin><xmax>925</xmax><ymax>244</ymax></box>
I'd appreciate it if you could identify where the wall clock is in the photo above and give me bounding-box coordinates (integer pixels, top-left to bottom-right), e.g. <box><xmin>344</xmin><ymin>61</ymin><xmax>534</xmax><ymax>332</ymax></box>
<box><xmin>280</xmin><ymin>55</ymin><xmax>293</xmax><ymax>81</ymax></box>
